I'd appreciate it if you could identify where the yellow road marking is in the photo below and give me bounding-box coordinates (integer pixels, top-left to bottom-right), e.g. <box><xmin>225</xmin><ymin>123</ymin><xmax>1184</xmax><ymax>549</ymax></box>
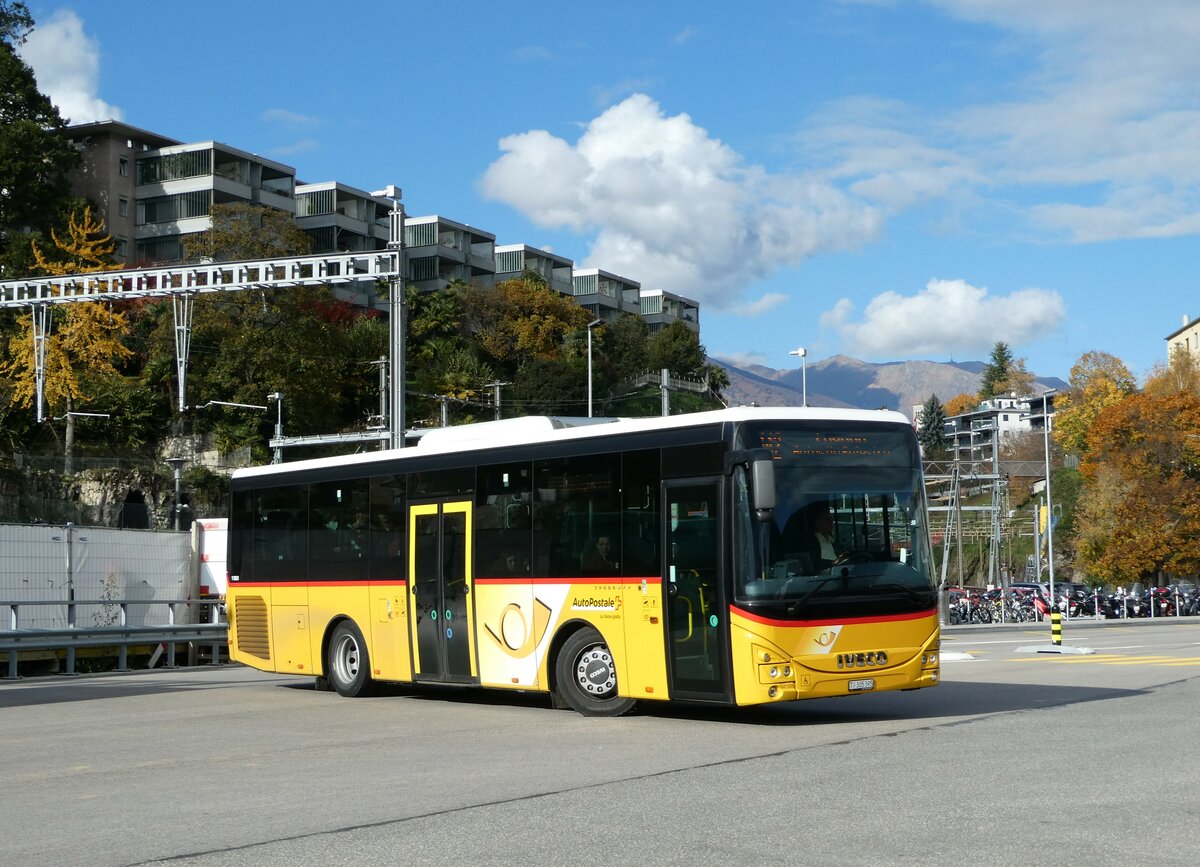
<box><xmin>1010</xmin><ymin>655</ymin><xmax>1200</xmax><ymax>666</ymax></box>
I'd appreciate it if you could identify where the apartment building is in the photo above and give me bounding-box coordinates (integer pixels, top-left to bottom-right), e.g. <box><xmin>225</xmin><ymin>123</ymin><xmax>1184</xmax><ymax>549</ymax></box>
<box><xmin>404</xmin><ymin>215</ymin><xmax>496</xmax><ymax>292</ymax></box>
<box><xmin>294</xmin><ymin>181</ymin><xmax>392</xmax><ymax>254</ymax></box>
<box><xmin>571</xmin><ymin>268</ymin><xmax>640</xmax><ymax>324</ymax></box>
<box><xmin>493</xmin><ymin>243</ymin><xmax>574</xmax><ymax>296</ymax></box>
<box><xmin>58</xmin><ymin>121</ymin><xmax>701</xmax><ymax>335</ymax></box>
<box><xmin>63</xmin><ymin>120</ymin><xmax>179</xmax><ymax>262</ymax></box>
<box><xmin>943</xmin><ymin>394</ymin><xmax>1054</xmax><ymax>467</ymax></box>
<box><xmin>639</xmin><ymin>287</ymin><xmax>700</xmax><ymax>333</ymax></box>
<box><xmin>1165</xmin><ymin>314</ymin><xmax>1200</xmax><ymax>358</ymax></box>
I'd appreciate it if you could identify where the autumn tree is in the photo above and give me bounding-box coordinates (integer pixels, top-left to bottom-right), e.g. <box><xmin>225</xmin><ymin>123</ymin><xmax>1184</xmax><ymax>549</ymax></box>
<box><xmin>1143</xmin><ymin>346</ymin><xmax>1200</xmax><ymax>399</ymax></box>
<box><xmin>944</xmin><ymin>392</ymin><xmax>977</xmax><ymax>417</ymax></box>
<box><xmin>1072</xmin><ymin>390</ymin><xmax>1200</xmax><ymax>584</ymax></box>
<box><xmin>460</xmin><ymin>275</ymin><xmax>591</xmax><ymax>374</ymax></box>
<box><xmin>1052</xmin><ymin>350</ymin><xmax>1137</xmax><ymax>456</ymax></box>
<box><xmin>0</xmin><ymin>206</ymin><xmax>131</xmax><ymax>470</ymax></box>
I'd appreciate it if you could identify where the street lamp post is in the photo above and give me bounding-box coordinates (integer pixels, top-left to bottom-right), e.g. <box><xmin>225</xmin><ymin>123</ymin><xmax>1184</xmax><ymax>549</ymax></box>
<box><xmin>267</xmin><ymin>392</ymin><xmax>284</xmax><ymax>464</ymax></box>
<box><xmin>165</xmin><ymin>456</ymin><xmax>187</xmax><ymax>531</ymax></box>
<box><xmin>789</xmin><ymin>347</ymin><xmax>808</xmax><ymax>406</ymax></box>
<box><xmin>1042</xmin><ymin>389</ymin><xmax>1057</xmax><ymax>607</ymax></box>
<box><xmin>586</xmin><ymin>318</ymin><xmax>602</xmax><ymax>418</ymax></box>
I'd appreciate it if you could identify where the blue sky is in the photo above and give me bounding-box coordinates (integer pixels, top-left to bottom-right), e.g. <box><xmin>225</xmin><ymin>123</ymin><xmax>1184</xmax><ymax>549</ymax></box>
<box><xmin>18</xmin><ymin>0</ymin><xmax>1200</xmax><ymax>383</ymax></box>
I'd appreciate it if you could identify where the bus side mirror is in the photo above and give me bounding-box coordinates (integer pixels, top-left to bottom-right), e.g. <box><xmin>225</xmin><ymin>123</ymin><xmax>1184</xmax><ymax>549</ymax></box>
<box><xmin>751</xmin><ymin>456</ymin><xmax>775</xmax><ymax>522</ymax></box>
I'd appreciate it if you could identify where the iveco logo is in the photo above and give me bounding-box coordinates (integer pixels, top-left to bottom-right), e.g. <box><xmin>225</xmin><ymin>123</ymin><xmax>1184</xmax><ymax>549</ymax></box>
<box><xmin>836</xmin><ymin>651</ymin><xmax>888</xmax><ymax>669</ymax></box>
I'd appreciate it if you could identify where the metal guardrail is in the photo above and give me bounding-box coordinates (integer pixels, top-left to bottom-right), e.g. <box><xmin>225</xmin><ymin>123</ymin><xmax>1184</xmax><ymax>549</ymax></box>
<box><xmin>1</xmin><ymin>598</ymin><xmax>227</xmax><ymax>679</ymax></box>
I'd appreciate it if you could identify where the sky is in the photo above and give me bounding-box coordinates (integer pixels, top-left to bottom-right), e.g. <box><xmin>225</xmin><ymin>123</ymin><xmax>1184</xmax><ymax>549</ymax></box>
<box><xmin>16</xmin><ymin>0</ymin><xmax>1200</xmax><ymax>383</ymax></box>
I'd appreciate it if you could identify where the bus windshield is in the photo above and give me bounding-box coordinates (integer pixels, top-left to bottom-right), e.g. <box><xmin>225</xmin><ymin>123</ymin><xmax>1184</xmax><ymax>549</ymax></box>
<box><xmin>733</xmin><ymin>423</ymin><xmax>937</xmax><ymax>620</ymax></box>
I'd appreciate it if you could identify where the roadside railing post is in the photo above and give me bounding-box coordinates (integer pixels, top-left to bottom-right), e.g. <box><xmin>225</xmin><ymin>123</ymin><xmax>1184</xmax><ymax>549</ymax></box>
<box><xmin>166</xmin><ymin>603</ymin><xmax>177</xmax><ymax>668</ymax></box>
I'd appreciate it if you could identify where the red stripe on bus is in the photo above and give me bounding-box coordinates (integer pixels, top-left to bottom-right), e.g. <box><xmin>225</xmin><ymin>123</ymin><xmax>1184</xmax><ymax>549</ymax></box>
<box><xmin>227</xmin><ymin>577</ymin><xmax>662</xmax><ymax>588</ymax></box>
<box><xmin>475</xmin><ymin>575</ymin><xmax>662</xmax><ymax>586</ymax></box>
<box><xmin>227</xmin><ymin>580</ymin><xmax>409</xmax><ymax>588</ymax></box>
<box><xmin>731</xmin><ymin>606</ymin><xmax>937</xmax><ymax>628</ymax></box>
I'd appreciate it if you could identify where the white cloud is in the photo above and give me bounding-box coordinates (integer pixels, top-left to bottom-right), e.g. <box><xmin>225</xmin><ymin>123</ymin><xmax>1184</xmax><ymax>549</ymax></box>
<box><xmin>714</xmin><ymin>351</ymin><xmax>769</xmax><ymax>368</ymax></box>
<box><xmin>672</xmin><ymin>26</ymin><xmax>698</xmax><ymax>46</ymax></box>
<box><xmin>820</xmin><ymin>278</ymin><xmax>1066</xmax><ymax>358</ymax></box>
<box><xmin>272</xmin><ymin>139</ymin><xmax>320</xmax><ymax>157</ymax></box>
<box><xmin>731</xmin><ymin>293</ymin><xmax>789</xmax><ymax>317</ymax></box>
<box><xmin>801</xmin><ymin>2</ymin><xmax>1200</xmax><ymax>243</ymax></box>
<box><xmin>480</xmin><ymin>94</ymin><xmax>882</xmax><ymax>308</ymax></box>
<box><xmin>18</xmin><ymin>10</ymin><xmax>122</xmax><ymax>124</ymax></box>
<box><xmin>262</xmin><ymin>108</ymin><xmax>319</xmax><ymax>126</ymax></box>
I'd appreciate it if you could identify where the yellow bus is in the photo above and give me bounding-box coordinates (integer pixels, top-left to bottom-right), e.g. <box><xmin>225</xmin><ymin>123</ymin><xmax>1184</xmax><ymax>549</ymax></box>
<box><xmin>226</xmin><ymin>408</ymin><xmax>940</xmax><ymax>715</ymax></box>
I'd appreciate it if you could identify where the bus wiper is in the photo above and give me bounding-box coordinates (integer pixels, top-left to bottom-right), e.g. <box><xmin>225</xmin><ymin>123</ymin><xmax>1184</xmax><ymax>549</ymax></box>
<box><xmin>871</xmin><ymin>583</ymin><xmax>934</xmax><ymax>604</ymax></box>
<box><xmin>786</xmin><ymin>572</ymin><xmax>856</xmax><ymax>612</ymax></box>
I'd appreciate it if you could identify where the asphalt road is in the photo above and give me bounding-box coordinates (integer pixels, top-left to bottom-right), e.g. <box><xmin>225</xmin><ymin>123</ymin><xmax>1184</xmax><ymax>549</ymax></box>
<box><xmin>2</xmin><ymin>618</ymin><xmax>1197</xmax><ymax>866</ymax></box>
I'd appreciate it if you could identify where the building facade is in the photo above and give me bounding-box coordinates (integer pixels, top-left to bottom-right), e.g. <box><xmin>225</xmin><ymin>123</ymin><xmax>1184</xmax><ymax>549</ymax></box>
<box><xmin>1165</xmin><ymin>314</ymin><xmax>1200</xmax><ymax>359</ymax></box>
<box><xmin>59</xmin><ymin>120</ymin><xmax>702</xmax><ymax>336</ymax></box>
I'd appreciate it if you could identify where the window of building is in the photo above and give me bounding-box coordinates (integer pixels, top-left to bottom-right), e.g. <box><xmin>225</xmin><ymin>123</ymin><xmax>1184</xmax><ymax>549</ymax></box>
<box><xmin>404</xmin><ymin>222</ymin><xmax>437</xmax><ymax>247</ymax></box>
<box><xmin>118</xmin><ymin>197</ymin><xmax>128</xmax><ymax>217</ymax></box>
<box><xmin>118</xmin><ymin>157</ymin><xmax>129</xmax><ymax>177</ymax></box>
<box><xmin>116</xmin><ymin>237</ymin><xmax>128</xmax><ymax>258</ymax></box>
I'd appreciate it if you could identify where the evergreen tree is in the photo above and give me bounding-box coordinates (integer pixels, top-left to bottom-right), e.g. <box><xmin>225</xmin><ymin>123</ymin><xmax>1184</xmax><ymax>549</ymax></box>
<box><xmin>0</xmin><ymin>2</ymin><xmax>80</xmax><ymax>275</ymax></box>
<box><xmin>918</xmin><ymin>393</ymin><xmax>948</xmax><ymax>455</ymax></box>
<box><xmin>978</xmin><ymin>341</ymin><xmax>1015</xmax><ymax>400</ymax></box>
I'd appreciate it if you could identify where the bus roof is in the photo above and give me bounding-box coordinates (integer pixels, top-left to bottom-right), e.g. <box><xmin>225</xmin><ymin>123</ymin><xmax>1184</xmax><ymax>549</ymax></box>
<box><xmin>232</xmin><ymin>406</ymin><xmax>912</xmax><ymax>481</ymax></box>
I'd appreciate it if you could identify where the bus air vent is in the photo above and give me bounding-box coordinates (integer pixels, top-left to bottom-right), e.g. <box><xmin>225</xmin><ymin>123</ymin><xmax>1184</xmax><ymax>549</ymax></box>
<box><xmin>234</xmin><ymin>596</ymin><xmax>271</xmax><ymax>660</ymax></box>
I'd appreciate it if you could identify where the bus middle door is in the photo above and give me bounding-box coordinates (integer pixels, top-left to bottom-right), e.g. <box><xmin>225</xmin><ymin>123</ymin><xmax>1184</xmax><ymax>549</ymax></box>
<box><xmin>663</xmin><ymin>478</ymin><xmax>730</xmax><ymax>702</ymax></box>
<box><xmin>408</xmin><ymin>501</ymin><xmax>477</xmax><ymax>683</ymax></box>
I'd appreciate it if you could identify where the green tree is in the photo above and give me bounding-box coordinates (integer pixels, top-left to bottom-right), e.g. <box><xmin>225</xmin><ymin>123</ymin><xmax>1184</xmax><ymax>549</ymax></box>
<box><xmin>154</xmin><ymin>203</ymin><xmax>381</xmax><ymax>451</ymax></box>
<box><xmin>0</xmin><ymin>2</ymin><xmax>79</xmax><ymax>276</ymax></box>
<box><xmin>978</xmin><ymin>342</ymin><xmax>1015</xmax><ymax>400</ymax></box>
<box><xmin>182</xmin><ymin>203</ymin><xmax>312</xmax><ymax>262</ymax></box>
<box><xmin>647</xmin><ymin>321</ymin><xmax>706</xmax><ymax>377</ymax></box>
<box><xmin>605</xmin><ymin>313</ymin><xmax>650</xmax><ymax>381</ymax></box>
<box><xmin>918</xmin><ymin>393</ymin><xmax>948</xmax><ymax>455</ymax></box>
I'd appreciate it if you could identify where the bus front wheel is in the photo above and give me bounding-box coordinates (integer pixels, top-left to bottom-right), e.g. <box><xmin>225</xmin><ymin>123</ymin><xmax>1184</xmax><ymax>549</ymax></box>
<box><xmin>554</xmin><ymin>627</ymin><xmax>635</xmax><ymax>717</ymax></box>
<box><xmin>327</xmin><ymin>621</ymin><xmax>374</xmax><ymax>697</ymax></box>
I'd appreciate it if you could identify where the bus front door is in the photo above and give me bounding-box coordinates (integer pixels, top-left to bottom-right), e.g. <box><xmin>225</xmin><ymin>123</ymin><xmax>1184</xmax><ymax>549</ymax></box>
<box><xmin>663</xmin><ymin>479</ymin><xmax>730</xmax><ymax>702</ymax></box>
<box><xmin>408</xmin><ymin>501</ymin><xmax>477</xmax><ymax>683</ymax></box>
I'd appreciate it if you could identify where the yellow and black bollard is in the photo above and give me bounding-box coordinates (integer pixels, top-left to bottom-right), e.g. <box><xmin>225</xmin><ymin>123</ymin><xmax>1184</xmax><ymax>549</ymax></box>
<box><xmin>1050</xmin><ymin>606</ymin><xmax>1063</xmax><ymax>646</ymax></box>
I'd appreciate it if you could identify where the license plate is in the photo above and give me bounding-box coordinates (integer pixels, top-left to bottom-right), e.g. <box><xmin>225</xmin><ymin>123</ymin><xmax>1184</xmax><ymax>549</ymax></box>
<box><xmin>848</xmin><ymin>678</ymin><xmax>875</xmax><ymax>692</ymax></box>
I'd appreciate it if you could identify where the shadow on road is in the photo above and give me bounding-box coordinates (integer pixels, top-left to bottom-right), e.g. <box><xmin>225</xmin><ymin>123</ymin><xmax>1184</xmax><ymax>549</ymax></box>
<box><xmin>0</xmin><ymin>666</ymin><xmax>1149</xmax><ymax>725</ymax></box>
<box><xmin>295</xmin><ymin>676</ymin><xmax>1147</xmax><ymax>727</ymax></box>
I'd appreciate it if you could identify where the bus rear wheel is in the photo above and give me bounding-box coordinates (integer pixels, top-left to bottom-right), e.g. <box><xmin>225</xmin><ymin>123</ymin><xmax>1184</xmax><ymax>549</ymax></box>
<box><xmin>554</xmin><ymin>627</ymin><xmax>635</xmax><ymax>717</ymax></box>
<box><xmin>327</xmin><ymin>621</ymin><xmax>374</xmax><ymax>697</ymax></box>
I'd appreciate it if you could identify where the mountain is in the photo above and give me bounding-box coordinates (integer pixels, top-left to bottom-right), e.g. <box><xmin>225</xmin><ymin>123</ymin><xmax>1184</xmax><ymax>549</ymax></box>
<box><xmin>714</xmin><ymin>355</ymin><xmax>1068</xmax><ymax>419</ymax></box>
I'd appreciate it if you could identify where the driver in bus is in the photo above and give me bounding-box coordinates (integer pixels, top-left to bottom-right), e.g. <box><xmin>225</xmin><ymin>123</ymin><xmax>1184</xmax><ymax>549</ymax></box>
<box><xmin>806</xmin><ymin>507</ymin><xmax>840</xmax><ymax>570</ymax></box>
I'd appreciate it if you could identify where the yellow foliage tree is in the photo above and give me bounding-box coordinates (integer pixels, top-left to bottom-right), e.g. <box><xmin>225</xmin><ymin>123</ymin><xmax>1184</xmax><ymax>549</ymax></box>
<box><xmin>943</xmin><ymin>392</ymin><xmax>977</xmax><ymax>417</ymax></box>
<box><xmin>1053</xmin><ymin>351</ymin><xmax>1137</xmax><ymax>457</ymax></box>
<box><xmin>1</xmin><ymin>206</ymin><xmax>132</xmax><ymax>417</ymax></box>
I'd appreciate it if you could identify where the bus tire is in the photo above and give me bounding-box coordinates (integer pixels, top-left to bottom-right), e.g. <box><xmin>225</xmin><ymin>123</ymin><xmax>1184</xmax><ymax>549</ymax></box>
<box><xmin>554</xmin><ymin>626</ymin><xmax>635</xmax><ymax>717</ymax></box>
<box><xmin>327</xmin><ymin>620</ymin><xmax>374</xmax><ymax>697</ymax></box>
